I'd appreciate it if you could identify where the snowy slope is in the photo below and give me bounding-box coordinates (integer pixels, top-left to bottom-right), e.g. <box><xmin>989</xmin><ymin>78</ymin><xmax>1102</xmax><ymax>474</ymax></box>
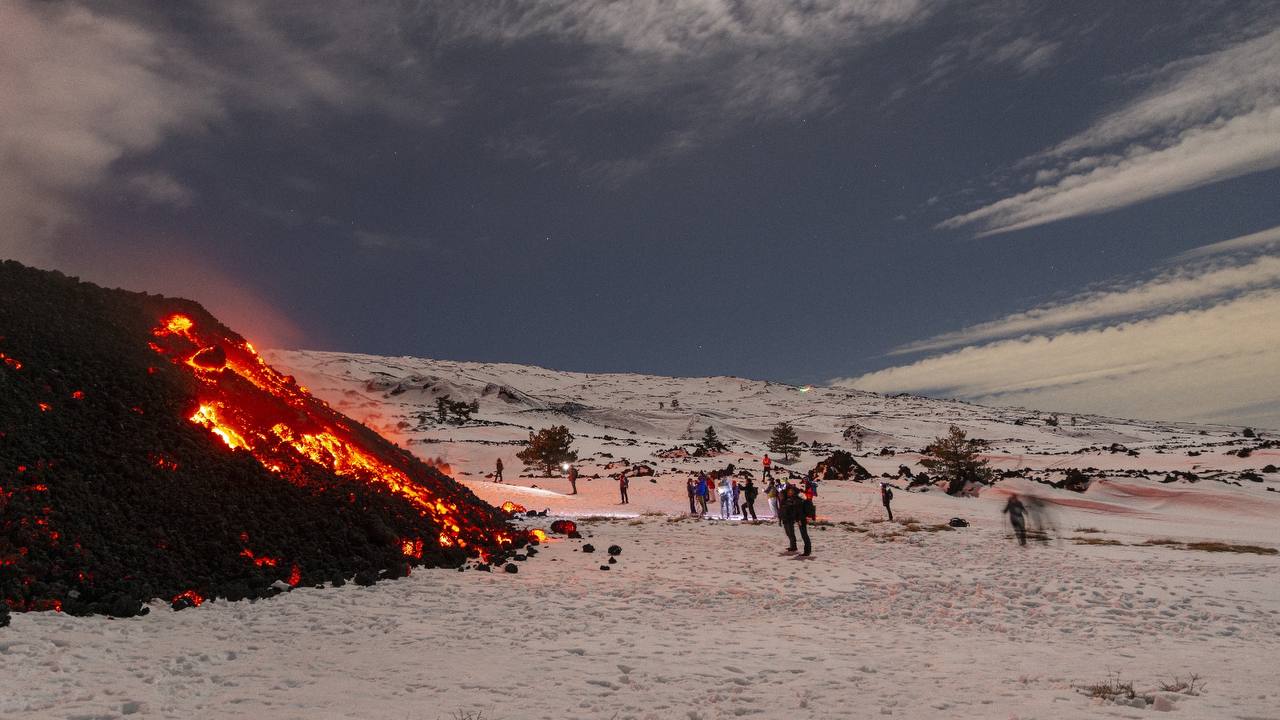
<box><xmin>4</xmin><ymin>350</ymin><xmax>1278</xmax><ymax>720</ymax></box>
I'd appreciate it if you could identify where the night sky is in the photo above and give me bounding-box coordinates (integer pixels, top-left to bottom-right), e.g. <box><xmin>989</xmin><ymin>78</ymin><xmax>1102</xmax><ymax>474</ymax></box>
<box><xmin>4</xmin><ymin>1</ymin><xmax>1279</xmax><ymax>427</ymax></box>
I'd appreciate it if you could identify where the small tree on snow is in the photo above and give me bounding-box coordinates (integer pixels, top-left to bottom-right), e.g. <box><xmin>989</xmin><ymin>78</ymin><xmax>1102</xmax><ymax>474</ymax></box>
<box><xmin>767</xmin><ymin>421</ymin><xmax>800</xmax><ymax>461</ymax></box>
<box><xmin>700</xmin><ymin>426</ymin><xmax>727</xmax><ymax>453</ymax></box>
<box><xmin>919</xmin><ymin>425</ymin><xmax>992</xmax><ymax>496</ymax></box>
<box><xmin>516</xmin><ymin>425</ymin><xmax>578</xmax><ymax>477</ymax></box>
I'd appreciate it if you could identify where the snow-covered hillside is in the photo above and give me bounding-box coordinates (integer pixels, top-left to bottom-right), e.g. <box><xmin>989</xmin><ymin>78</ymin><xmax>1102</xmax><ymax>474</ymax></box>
<box><xmin>267</xmin><ymin>350</ymin><xmax>1278</xmax><ymax>536</ymax></box>
<box><xmin>4</xmin><ymin>350</ymin><xmax>1277</xmax><ymax>720</ymax></box>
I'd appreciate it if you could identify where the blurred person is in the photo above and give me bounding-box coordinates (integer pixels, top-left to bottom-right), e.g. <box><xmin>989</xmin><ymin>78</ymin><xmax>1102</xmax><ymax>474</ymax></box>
<box><xmin>880</xmin><ymin>482</ymin><xmax>894</xmax><ymax>522</ymax></box>
<box><xmin>741</xmin><ymin>477</ymin><xmax>759</xmax><ymax>521</ymax></box>
<box><xmin>1003</xmin><ymin>493</ymin><xmax>1027</xmax><ymax>546</ymax></box>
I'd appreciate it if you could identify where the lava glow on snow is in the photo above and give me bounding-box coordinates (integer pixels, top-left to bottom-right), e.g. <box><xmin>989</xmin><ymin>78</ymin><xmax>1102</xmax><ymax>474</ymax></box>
<box><xmin>150</xmin><ymin>314</ymin><xmax>516</xmax><ymax>555</ymax></box>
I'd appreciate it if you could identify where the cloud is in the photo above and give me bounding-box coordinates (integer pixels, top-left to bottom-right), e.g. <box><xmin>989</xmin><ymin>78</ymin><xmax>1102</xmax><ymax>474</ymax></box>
<box><xmin>895</xmin><ymin>224</ymin><xmax>1280</xmax><ymax>354</ymax></box>
<box><xmin>0</xmin><ymin>2</ymin><xmax>220</xmax><ymax>263</ymax></box>
<box><xmin>940</xmin><ymin>25</ymin><xmax>1280</xmax><ymax>235</ymax></box>
<box><xmin>857</xmin><ymin>225</ymin><xmax>1280</xmax><ymax>426</ymax></box>
<box><xmin>439</xmin><ymin>0</ymin><xmax>935</xmax><ymax>170</ymax></box>
<box><xmin>837</xmin><ymin>290</ymin><xmax>1280</xmax><ymax>429</ymax></box>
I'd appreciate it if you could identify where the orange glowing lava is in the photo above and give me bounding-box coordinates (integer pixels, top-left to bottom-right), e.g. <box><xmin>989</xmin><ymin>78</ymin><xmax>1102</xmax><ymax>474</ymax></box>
<box><xmin>172</xmin><ymin>589</ymin><xmax>204</xmax><ymax>607</ymax></box>
<box><xmin>148</xmin><ymin>313</ymin><xmax>518</xmax><ymax>557</ymax></box>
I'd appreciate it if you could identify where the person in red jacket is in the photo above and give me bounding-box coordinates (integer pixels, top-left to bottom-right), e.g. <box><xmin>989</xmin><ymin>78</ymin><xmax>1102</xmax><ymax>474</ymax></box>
<box><xmin>762</xmin><ymin>454</ymin><xmax>773</xmax><ymax>480</ymax></box>
<box><xmin>618</xmin><ymin>471</ymin><xmax>630</xmax><ymax>504</ymax></box>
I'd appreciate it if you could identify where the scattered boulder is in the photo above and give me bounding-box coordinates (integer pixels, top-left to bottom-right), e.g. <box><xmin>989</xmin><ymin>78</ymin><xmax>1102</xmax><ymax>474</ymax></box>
<box><xmin>503</xmin><ymin>563</ymin><xmax>519</xmax><ymax>574</ymax></box>
<box><xmin>582</xmin><ymin>544</ymin><xmax>596</xmax><ymax>553</ymax></box>
<box><xmin>948</xmin><ymin>518</ymin><xmax>969</xmax><ymax>528</ymax></box>
<box><xmin>811</xmin><ymin>451</ymin><xmax>872</xmax><ymax>481</ymax></box>
<box><xmin>607</xmin><ymin>545</ymin><xmax>622</xmax><ymax>556</ymax></box>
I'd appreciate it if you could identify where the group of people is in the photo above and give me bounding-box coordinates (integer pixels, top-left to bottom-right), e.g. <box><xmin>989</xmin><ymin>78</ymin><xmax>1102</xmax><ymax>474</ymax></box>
<box><xmin>682</xmin><ymin>462</ymin><xmax>825</xmax><ymax>556</ymax></box>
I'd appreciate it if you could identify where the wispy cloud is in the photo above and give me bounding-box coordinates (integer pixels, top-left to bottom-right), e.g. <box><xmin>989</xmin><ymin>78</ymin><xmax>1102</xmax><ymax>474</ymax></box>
<box><xmin>940</xmin><ymin>25</ymin><xmax>1280</xmax><ymax>235</ymax></box>
<box><xmin>0</xmin><ymin>2</ymin><xmax>220</xmax><ymax>264</ymax></box>
<box><xmin>894</xmin><ymin>224</ymin><xmax>1280</xmax><ymax>354</ymax></box>
<box><xmin>840</xmin><ymin>227</ymin><xmax>1280</xmax><ymax>428</ymax></box>
<box><xmin>838</xmin><ymin>290</ymin><xmax>1280</xmax><ymax>428</ymax></box>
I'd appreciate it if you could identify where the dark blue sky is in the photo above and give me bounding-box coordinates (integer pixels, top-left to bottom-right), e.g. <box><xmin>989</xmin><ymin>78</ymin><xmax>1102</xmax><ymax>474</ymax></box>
<box><xmin>5</xmin><ymin>1</ymin><xmax>1279</xmax><ymax>426</ymax></box>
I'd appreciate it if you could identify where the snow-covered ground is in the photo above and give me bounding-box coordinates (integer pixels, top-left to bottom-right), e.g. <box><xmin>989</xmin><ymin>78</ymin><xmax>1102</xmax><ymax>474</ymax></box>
<box><xmin>4</xmin><ymin>351</ymin><xmax>1278</xmax><ymax>719</ymax></box>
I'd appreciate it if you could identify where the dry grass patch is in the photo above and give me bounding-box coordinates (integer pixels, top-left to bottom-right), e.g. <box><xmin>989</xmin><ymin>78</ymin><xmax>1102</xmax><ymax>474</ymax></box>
<box><xmin>1076</xmin><ymin>673</ymin><xmax>1151</xmax><ymax>704</ymax></box>
<box><xmin>1074</xmin><ymin>527</ymin><xmax>1104</xmax><ymax>534</ymax></box>
<box><xmin>1138</xmin><ymin>538</ymin><xmax>1182</xmax><ymax>547</ymax></box>
<box><xmin>1184</xmin><ymin>542</ymin><xmax>1277</xmax><ymax>555</ymax></box>
<box><xmin>1072</xmin><ymin>536</ymin><xmax>1123</xmax><ymax>546</ymax></box>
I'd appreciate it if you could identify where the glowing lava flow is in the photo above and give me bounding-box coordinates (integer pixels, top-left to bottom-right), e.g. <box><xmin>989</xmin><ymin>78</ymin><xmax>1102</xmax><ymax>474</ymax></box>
<box><xmin>150</xmin><ymin>313</ymin><xmax>515</xmax><ymax>554</ymax></box>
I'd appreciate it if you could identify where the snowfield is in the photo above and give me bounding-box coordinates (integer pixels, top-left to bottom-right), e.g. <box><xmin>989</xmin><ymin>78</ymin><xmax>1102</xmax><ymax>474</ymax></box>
<box><xmin>4</xmin><ymin>351</ymin><xmax>1278</xmax><ymax>719</ymax></box>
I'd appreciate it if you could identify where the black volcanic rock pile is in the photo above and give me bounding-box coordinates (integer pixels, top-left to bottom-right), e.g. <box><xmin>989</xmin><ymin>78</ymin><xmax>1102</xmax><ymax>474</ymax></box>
<box><xmin>1</xmin><ymin>261</ymin><xmax>523</xmax><ymax>620</ymax></box>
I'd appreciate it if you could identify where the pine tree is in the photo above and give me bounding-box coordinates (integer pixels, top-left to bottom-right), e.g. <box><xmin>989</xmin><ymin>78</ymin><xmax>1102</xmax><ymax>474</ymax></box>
<box><xmin>767</xmin><ymin>421</ymin><xmax>800</xmax><ymax>461</ymax></box>
<box><xmin>516</xmin><ymin>425</ymin><xmax>578</xmax><ymax>477</ymax></box>
<box><xmin>699</xmin><ymin>426</ymin><xmax>727</xmax><ymax>452</ymax></box>
<box><xmin>919</xmin><ymin>425</ymin><xmax>992</xmax><ymax>496</ymax></box>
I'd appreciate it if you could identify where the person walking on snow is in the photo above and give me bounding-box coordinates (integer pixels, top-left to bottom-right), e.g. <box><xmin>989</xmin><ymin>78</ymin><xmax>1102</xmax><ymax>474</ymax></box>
<box><xmin>494</xmin><ymin>457</ymin><xmax>503</xmax><ymax>483</ymax></box>
<box><xmin>686</xmin><ymin>477</ymin><xmax>698</xmax><ymax>514</ymax></box>
<box><xmin>761</xmin><ymin>454</ymin><xmax>773</xmax><ymax>480</ymax></box>
<box><xmin>741</xmin><ymin>477</ymin><xmax>759</xmax><ymax>521</ymax></box>
<box><xmin>567</xmin><ymin>465</ymin><xmax>578</xmax><ymax>495</ymax></box>
<box><xmin>618</xmin><ymin>471</ymin><xmax>630</xmax><ymax>505</ymax></box>
<box><xmin>803</xmin><ymin>472</ymin><xmax>817</xmax><ymax>500</ymax></box>
<box><xmin>880</xmin><ymin>482</ymin><xmax>894</xmax><ymax>522</ymax></box>
<box><xmin>1003</xmin><ymin>493</ymin><xmax>1027</xmax><ymax>546</ymax></box>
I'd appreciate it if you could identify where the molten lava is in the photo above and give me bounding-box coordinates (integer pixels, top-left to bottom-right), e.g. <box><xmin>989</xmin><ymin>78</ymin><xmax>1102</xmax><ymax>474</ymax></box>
<box><xmin>149</xmin><ymin>313</ymin><xmax>518</xmax><ymax>556</ymax></box>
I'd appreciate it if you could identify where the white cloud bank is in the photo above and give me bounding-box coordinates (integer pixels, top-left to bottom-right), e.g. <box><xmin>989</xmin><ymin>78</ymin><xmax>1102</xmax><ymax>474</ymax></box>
<box><xmin>840</xmin><ymin>290</ymin><xmax>1280</xmax><ymax>429</ymax></box>
<box><xmin>840</xmin><ymin>226</ymin><xmax>1280</xmax><ymax>429</ymax></box>
<box><xmin>940</xmin><ymin>26</ymin><xmax>1280</xmax><ymax>235</ymax></box>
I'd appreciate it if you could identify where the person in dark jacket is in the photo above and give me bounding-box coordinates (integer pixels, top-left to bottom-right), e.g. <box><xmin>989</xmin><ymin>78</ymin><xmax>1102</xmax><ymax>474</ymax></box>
<box><xmin>494</xmin><ymin>457</ymin><xmax>504</xmax><ymax>483</ymax></box>
<box><xmin>1003</xmin><ymin>493</ymin><xmax>1027</xmax><ymax>546</ymax></box>
<box><xmin>741</xmin><ymin>478</ymin><xmax>759</xmax><ymax>521</ymax></box>
<box><xmin>618</xmin><ymin>471</ymin><xmax>630</xmax><ymax>505</ymax></box>
<box><xmin>880</xmin><ymin>482</ymin><xmax>894</xmax><ymax>522</ymax></box>
<box><xmin>780</xmin><ymin>485</ymin><xmax>812</xmax><ymax>556</ymax></box>
<box><xmin>696</xmin><ymin>473</ymin><xmax>710</xmax><ymax>515</ymax></box>
<box><xmin>686</xmin><ymin>477</ymin><xmax>698</xmax><ymax>514</ymax></box>
<box><xmin>567</xmin><ymin>465</ymin><xmax>578</xmax><ymax>495</ymax></box>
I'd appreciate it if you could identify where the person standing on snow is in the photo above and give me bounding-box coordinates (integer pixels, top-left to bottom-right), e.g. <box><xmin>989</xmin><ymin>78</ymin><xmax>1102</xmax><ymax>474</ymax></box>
<box><xmin>731</xmin><ymin>479</ymin><xmax>742</xmax><ymax>517</ymax></box>
<box><xmin>567</xmin><ymin>465</ymin><xmax>578</xmax><ymax>495</ymax></box>
<box><xmin>696</xmin><ymin>473</ymin><xmax>710</xmax><ymax>515</ymax></box>
<box><xmin>765</xmin><ymin>478</ymin><xmax>781</xmax><ymax>523</ymax></box>
<box><xmin>880</xmin><ymin>482</ymin><xmax>894</xmax><ymax>522</ymax></box>
<box><xmin>618</xmin><ymin>471</ymin><xmax>630</xmax><ymax>505</ymax></box>
<box><xmin>1003</xmin><ymin>493</ymin><xmax>1027</xmax><ymax>546</ymax></box>
<box><xmin>761</xmin><ymin>454</ymin><xmax>773</xmax><ymax>480</ymax></box>
<box><xmin>780</xmin><ymin>485</ymin><xmax>812</xmax><ymax>556</ymax></box>
<box><xmin>803</xmin><ymin>472</ymin><xmax>817</xmax><ymax>500</ymax></box>
<box><xmin>718</xmin><ymin>475</ymin><xmax>733</xmax><ymax>519</ymax></box>
<box><xmin>686</xmin><ymin>477</ymin><xmax>698</xmax><ymax>514</ymax></box>
<box><xmin>494</xmin><ymin>457</ymin><xmax>504</xmax><ymax>483</ymax></box>
<box><xmin>741</xmin><ymin>477</ymin><xmax>759</xmax><ymax>521</ymax></box>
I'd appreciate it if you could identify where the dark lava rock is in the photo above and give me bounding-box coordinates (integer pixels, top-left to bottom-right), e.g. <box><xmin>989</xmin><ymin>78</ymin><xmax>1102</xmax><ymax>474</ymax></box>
<box><xmin>0</xmin><ymin>607</ymin><xmax>10</xmax><ymax>628</ymax></box>
<box><xmin>504</xmin><ymin>563</ymin><xmax>519</xmax><ymax>574</ymax></box>
<box><xmin>607</xmin><ymin>545</ymin><xmax>622</xmax><ymax>556</ymax></box>
<box><xmin>475</xmin><ymin>563</ymin><xmax>491</xmax><ymax>572</ymax></box>
<box><xmin>525</xmin><ymin>547</ymin><xmax>537</xmax><ymax>556</ymax></box>
<box><xmin>608</xmin><ymin>557</ymin><xmax>617</xmax><ymax>564</ymax></box>
<box><xmin>599</xmin><ymin>565</ymin><xmax>610</xmax><ymax>571</ymax></box>
<box><xmin>568</xmin><ymin>531</ymin><xmax>582</xmax><ymax>539</ymax></box>
<box><xmin>582</xmin><ymin>544</ymin><xmax>596</xmax><ymax>553</ymax></box>
<box><xmin>0</xmin><ymin>261</ymin><xmax>522</xmax><ymax>617</ymax></box>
